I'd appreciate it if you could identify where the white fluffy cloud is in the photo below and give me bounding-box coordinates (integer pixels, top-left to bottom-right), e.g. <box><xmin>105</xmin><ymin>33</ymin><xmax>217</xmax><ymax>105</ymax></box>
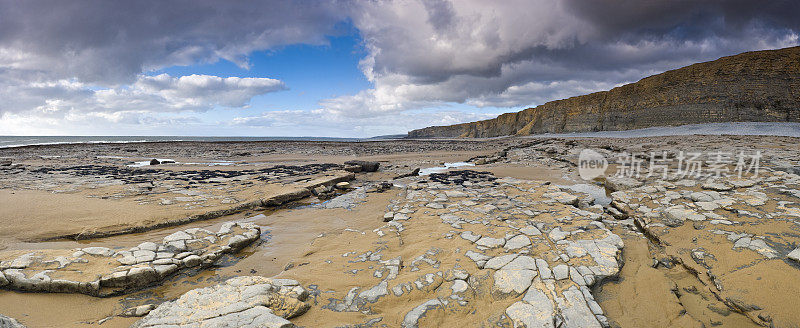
<box><xmin>97</xmin><ymin>74</ymin><xmax>285</xmax><ymax>112</ymax></box>
<box><xmin>0</xmin><ymin>73</ymin><xmax>284</xmax><ymax>134</ymax></box>
<box><xmin>229</xmin><ymin>108</ymin><xmax>503</xmax><ymax>137</ymax></box>
<box><xmin>2</xmin><ymin>74</ymin><xmax>283</xmax><ymax>115</ymax></box>
<box><xmin>0</xmin><ymin>1</ymin><xmax>333</xmax><ymax>133</ymax></box>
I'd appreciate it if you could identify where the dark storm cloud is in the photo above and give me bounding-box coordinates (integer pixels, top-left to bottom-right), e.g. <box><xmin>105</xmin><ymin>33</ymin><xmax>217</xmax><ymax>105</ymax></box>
<box><xmin>324</xmin><ymin>0</ymin><xmax>800</xmax><ymax>114</ymax></box>
<box><xmin>0</xmin><ymin>0</ymin><xmax>351</xmax><ymax>84</ymax></box>
<box><xmin>563</xmin><ymin>0</ymin><xmax>800</xmax><ymax>40</ymax></box>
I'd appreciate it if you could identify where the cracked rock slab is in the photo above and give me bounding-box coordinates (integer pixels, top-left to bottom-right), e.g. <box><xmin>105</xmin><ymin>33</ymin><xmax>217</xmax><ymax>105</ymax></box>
<box><xmin>0</xmin><ymin>315</ymin><xmax>26</xmax><ymax>328</ymax></box>
<box><xmin>0</xmin><ymin>222</ymin><xmax>260</xmax><ymax>296</ymax></box>
<box><xmin>131</xmin><ymin>276</ymin><xmax>309</xmax><ymax>328</ymax></box>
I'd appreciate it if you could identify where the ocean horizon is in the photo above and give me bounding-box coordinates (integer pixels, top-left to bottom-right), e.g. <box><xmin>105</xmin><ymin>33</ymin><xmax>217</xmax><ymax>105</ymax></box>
<box><xmin>4</xmin><ymin>122</ymin><xmax>800</xmax><ymax>149</ymax></box>
<box><xmin>0</xmin><ymin>135</ymin><xmax>410</xmax><ymax>149</ymax></box>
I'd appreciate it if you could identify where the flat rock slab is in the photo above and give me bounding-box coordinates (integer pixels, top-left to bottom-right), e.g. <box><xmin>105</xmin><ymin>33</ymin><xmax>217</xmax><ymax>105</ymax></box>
<box><xmin>359</xmin><ymin>175</ymin><xmax>625</xmax><ymax>327</ymax></box>
<box><xmin>0</xmin><ymin>222</ymin><xmax>260</xmax><ymax>296</ymax></box>
<box><xmin>615</xmin><ymin>169</ymin><xmax>800</xmax><ymax>326</ymax></box>
<box><xmin>132</xmin><ymin>276</ymin><xmax>310</xmax><ymax>328</ymax></box>
<box><xmin>0</xmin><ymin>315</ymin><xmax>26</xmax><ymax>328</ymax></box>
<box><xmin>788</xmin><ymin>248</ymin><xmax>800</xmax><ymax>262</ymax></box>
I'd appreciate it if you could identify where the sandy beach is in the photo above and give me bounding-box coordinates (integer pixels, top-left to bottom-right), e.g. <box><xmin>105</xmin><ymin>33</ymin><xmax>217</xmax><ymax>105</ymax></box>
<box><xmin>0</xmin><ymin>135</ymin><xmax>798</xmax><ymax>327</ymax></box>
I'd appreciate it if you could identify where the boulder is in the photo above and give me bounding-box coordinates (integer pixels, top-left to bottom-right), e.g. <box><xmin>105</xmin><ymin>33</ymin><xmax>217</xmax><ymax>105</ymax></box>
<box><xmin>393</xmin><ymin>167</ymin><xmax>421</xmax><ymax>179</ymax></box>
<box><xmin>149</xmin><ymin>159</ymin><xmax>160</xmax><ymax>165</ymax></box>
<box><xmin>366</xmin><ymin>182</ymin><xmax>393</xmax><ymax>193</ymax></box>
<box><xmin>702</xmin><ymin>180</ymin><xmax>733</xmax><ymax>191</ymax></box>
<box><xmin>661</xmin><ymin>205</ymin><xmax>704</xmax><ymax>227</ymax></box>
<box><xmin>311</xmin><ymin>186</ymin><xmax>327</xmax><ymax>196</ymax></box>
<box><xmin>543</xmin><ymin>191</ymin><xmax>579</xmax><ymax>206</ymax></box>
<box><xmin>343</xmin><ymin>165</ymin><xmax>362</xmax><ymax>173</ymax></box>
<box><xmin>121</xmin><ymin>304</ymin><xmax>156</xmax><ymax>317</ymax></box>
<box><xmin>604</xmin><ymin>177</ymin><xmax>643</xmax><ymax>191</ymax></box>
<box><xmin>344</xmin><ymin>160</ymin><xmax>380</xmax><ymax>172</ymax></box>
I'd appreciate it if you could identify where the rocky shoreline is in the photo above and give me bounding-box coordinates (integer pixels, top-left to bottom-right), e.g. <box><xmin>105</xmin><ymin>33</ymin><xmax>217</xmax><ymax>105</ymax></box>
<box><xmin>0</xmin><ymin>136</ymin><xmax>799</xmax><ymax>327</ymax></box>
<box><xmin>0</xmin><ymin>222</ymin><xmax>260</xmax><ymax>297</ymax></box>
<box><xmin>408</xmin><ymin>47</ymin><xmax>800</xmax><ymax>138</ymax></box>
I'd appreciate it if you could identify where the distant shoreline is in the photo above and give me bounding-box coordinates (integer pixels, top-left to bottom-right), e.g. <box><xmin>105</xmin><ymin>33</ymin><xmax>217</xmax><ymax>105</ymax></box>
<box><xmin>4</xmin><ymin>122</ymin><xmax>800</xmax><ymax>149</ymax></box>
<box><xmin>0</xmin><ymin>135</ymin><xmax>408</xmax><ymax>149</ymax></box>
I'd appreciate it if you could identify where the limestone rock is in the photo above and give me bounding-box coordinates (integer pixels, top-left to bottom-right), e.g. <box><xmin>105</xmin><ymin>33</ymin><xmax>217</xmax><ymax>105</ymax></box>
<box><xmin>702</xmin><ymin>180</ymin><xmax>733</xmax><ymax>191</ymax></box>
<box><xmin>0</xmin><ymin>315</ymin><xmax>26</xmax><ymax>328</ymax></box>
<box><xmin>344</xmin><ymin>160</ymin><xmax>380</xmax><ymax>173</ymax></box>
<box><xmin>493</xmin><ymin>269</ymin><xmax>537</xmax><ymax>295</ymax></box>
<box><xmin>605</xmin><ymin>177</ymin><xmax>645</xmax><ymax>191</ymax></box>
<box><xmin>661</xmin><ymin>205</ymin><xmax>704</xmax><ymax>227</ymax></box>
<box><xmin>131</xmin><ymin>276</ymin><xmax>310</xmax><ymax>328</ymax></box>
<box><xmin>0</xmin><ymin>222</ymin><xmax>260</xmax><ymax>296</ymax></box>
<box><xmin>505</xmin><ymin>301</ymin><xmax>553</xmax><ymax>328</ymax></box>
<box><xmin>484</xmin><ymin>254</ymin><xmax>519</xmax><ymax>270</ymax></box>
<box><xmin>402</xmin><ymin>299</ymin><xmax>444</xmax><ymax>328</ymax></box>
<box><xmin>520</xmin><ymin>225</ymin><xmax>542</xmax><ymax>236</ymax></box>
<box><xmin>408</xmin><ymin>47</ymin><xmax>800</xmax><ymax>138</ymax></box>
<box><xmin>121</xmin><ymin>304</ymin><xmax>156</xmax><ymax>317</ymax></box>
<box><xmin>465</xmin><ymin>251</ymin><xmax>491</xmax><ymax>268</ymax></box>
<box><xmin>476</xmin><ymin>236</ymin><xmax>505</xmax><ymax>248</ymax></box>
<box><xmin>556</xmin><ymin>286</ymin><xmax>602</xmax><ymax>328</ymax></box>
<box><xmin>543</xmin><ymin>192</ymin><xmax>579</xmax><ymax>206</ymax></box>
<box><xmin>552</xmin><ymin>264</ymin><xmax>569</xmax><ymax>280</ymax></box>
<box><xmin>789</xmin><ymin>248</ymin><xmax>800</xmax><ymax>262</ymax></box>
<box><xmin>460</xmin><ymin>231</ymin><xmax>481</xmax><ymax>243</ymax></box>
<box><xmin>504</xmin><ymin>235</ymin><xmax>532</xmax><ymax>250</ymax></box>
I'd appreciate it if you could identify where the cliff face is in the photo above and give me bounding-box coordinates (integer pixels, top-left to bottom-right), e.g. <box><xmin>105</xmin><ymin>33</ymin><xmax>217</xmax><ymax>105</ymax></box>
<box><xmin>409</xmin><ymin>46</ymin><xmax>800</xmax><ymax>138</ymax></box>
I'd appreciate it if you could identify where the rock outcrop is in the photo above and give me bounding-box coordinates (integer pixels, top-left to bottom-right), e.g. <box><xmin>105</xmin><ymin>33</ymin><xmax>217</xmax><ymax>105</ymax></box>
<box><xmin>0</xmin><ymin>315</ymin><xmax>26</xmax><ymax>328</ymax></box>
<box><xmin>409</xmin><ymin>46</ymin><xmax>800</xmax><ymax>138</ymax></box>
<box><xmin>131</xmin><ymin>276</ymin><xmax>310</xmax><ymax>328</ymax></box>
<box><xmin>0</xmin><ymin>222</ymin><xmax>260</xmax><ymax>296</ymax></box>
<box><xmin>314</xmin><ymin>171</ymin><xmax>623</xmax><ymax>327</ymax></box>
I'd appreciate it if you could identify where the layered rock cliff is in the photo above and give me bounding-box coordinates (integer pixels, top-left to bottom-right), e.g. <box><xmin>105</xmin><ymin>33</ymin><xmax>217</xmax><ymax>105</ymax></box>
<box><xmin>409</xmin><ymin>46</ymin><xmax>800</xmax><ymax>138</ymax></box>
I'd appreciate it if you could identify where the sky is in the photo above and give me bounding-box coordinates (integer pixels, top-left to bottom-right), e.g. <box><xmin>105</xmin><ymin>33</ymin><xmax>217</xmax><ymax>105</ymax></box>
<box><xmin>0</xmin><ymin>0</ymin><xmax>798</xmax><ymax>137</ymax></box>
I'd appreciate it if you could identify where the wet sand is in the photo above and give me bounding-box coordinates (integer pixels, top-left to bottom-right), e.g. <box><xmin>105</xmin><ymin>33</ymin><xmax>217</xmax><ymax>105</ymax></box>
<box><xmin>1</xmin><ymin>136</ymin><xmax>799</xmax><ymax>327</ymax></box>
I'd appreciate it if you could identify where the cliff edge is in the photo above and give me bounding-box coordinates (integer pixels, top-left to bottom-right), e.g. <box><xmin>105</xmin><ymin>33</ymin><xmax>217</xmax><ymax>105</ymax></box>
<box><xmin>409</xmin><ymin>46</ymin><xmax>800</xmax><ymax>138</ymax></box>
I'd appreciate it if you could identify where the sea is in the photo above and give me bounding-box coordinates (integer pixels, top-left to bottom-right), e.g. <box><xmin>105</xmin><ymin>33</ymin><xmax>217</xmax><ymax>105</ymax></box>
<box><xmin>2</xmin><ymin>122</ymin><xmax>800</xmax><ymax>148</ymax></box>
<box><xmin>0</xmin><ymin>135</ymin><xmax>405</xmax><ymax>149</ymax></box>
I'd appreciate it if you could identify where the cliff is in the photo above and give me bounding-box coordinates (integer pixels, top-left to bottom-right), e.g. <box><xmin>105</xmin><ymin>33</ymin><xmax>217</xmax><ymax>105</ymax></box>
<box><xmin>408</xmin><ymin>46</ymin><xmax>800</xmax><ymax>138</ymax></box>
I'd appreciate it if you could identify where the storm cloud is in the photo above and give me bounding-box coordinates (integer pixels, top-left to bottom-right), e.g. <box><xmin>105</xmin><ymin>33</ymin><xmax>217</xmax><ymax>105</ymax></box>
<box><xmin>330</xmin><ymin>0</ymin><xmax>800</xmax><ymax>115</ymax></box>
<box><xmin>0</xmin><ymin>0</ymin><xmax>798</xmax><ymax>135</ymax></box>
